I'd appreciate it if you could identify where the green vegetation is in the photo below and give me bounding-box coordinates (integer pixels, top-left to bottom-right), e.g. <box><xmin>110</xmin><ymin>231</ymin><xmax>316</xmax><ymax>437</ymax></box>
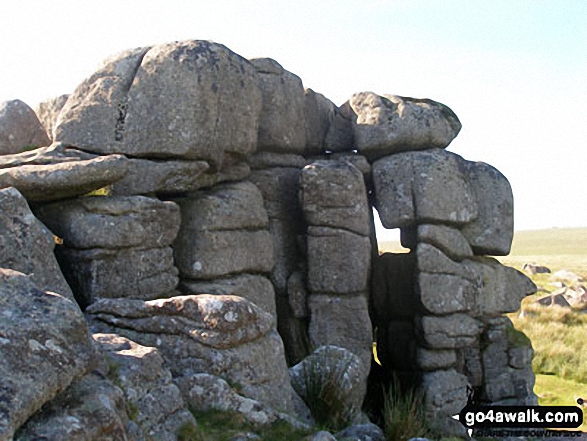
<box><xmin>501</xmin><ymin>227</ymin><xmax>587</xmax><ymax>432</ymax></box>
<box><xmin>503</xmin><ymin>228</ymin><xmax>587</xmax><ymax>383</ymax></box>
<box><xmin>382</xmin><ymin>377</ymin><xmax>431</xmax><ymax>441</ymax></box>
<box><xmin>510</xmin><ymin>300</ymin><xmax>587</xmax><ymax>383</ymax></box>
<box><xmin>535</xmin><ymin>374</ymin><xmax>587</xmax><ymax>432</ymax></box>
<box><xmin>299</xmin><ymin>354</ymin><xmax>355</xmax><ymax>431</ymax></box>
<box><xmin>178</xmin><ymin>409</ymin><xmax>312</xmax><ymax>441</ymax></box>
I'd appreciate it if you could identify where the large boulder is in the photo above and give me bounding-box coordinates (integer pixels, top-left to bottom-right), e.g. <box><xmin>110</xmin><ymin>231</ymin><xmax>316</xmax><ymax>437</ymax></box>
<box><xmin>415</xmin><ymin>243</ymin><xmax>536</xmax><ymax>317</ymax></box>
<box><xmin>460</xmin><ymin>161</ymin><xmax>514</xmax><ymax>255</ymax></box>
<box><xmin>93</xmin><ymin>333</ymin><xmax>196</xmax><ymax>439</ymax></box>
<box><xmin>55</xmin><ymin>41</ymin><xmax>263</xmax><ymax>168</ymax></box>
<box><xmin>0</xmin><ymin>269</ymin><xmax>95</xmax><ymax>440</ymax></box>
<box><xmin>307</xmin><ymin>295</ymin><xmax>373</xmax><ymax>373</ymax></box>
<box><xmin>14</xmin><ymin>373</ymin><xmax>130</xmax><ymax>441</ymax></box>
<box><xmin>347</xmin><ymin>92</ymin><xmax>461</xmax><ymax>160</ymax></box>
<box><xmin>0</xmin><ymin>145</ymin><xmax>128</xmax><ymax>201</ymax></box>
<box><xmin>301</xmin><ymin>160</ymin><xmax>371</xmax><ymax>236</ymax></box>
<box><xmin>304</xmin><ymin>89</ymin><xmax>336</xmax><ymax>155</ymax></box>
<box><xmin>290</xmin><ymin>346</ymin><xmax>366</xmax><ymax>426</ymax></box>
<box><xmin>34</xmin><ymin>94</ymin><xmax>69</xmax><ymax>142</ymax></box>
<box><xmin>420</xmin><ymin>314</ymin><xmax>483</xmax><ymax>349</ymax></box>
<box><xmin>421</xmin><ymin>369</ymin><xmax>469</xmax><ymax>417</ymax></box>
<box><xmin>0</xmin><ymin>187</ymin><xmax>74</xmax><ymax>301</ymax></box>
<box><xmin>35</xmin><ymin>196</ymin><xmax>181</xmax><ymax>250</ymax></box>
<box><xmin>0</xmin><ymin>99</ymin><xmax>50</xmax><ymax>155</ymax></box>
<box><xmin>372</xmin><ymin>149</ymin><xmax>477</xmax><ymax>228</ymax></box>
<box><xmin>402</xmin><ymin>223</ymin><xmax>473</xmax><ymax>260</ymax></box>
<box><xmin>251</xmin><ymin>58</ymin><xmax>306</xmax><ymax>154</ymax></box>
<box><xmin>88</xmin><ymin>294</ymin><xmax>295</xmax><ymax>413</ymax></box>
<box><xmin>54</xmin><ymin>46</ymin><xmax>150</xmax><ymax>152</ymax></box>
<box><xmin>34</xmin><ymin>195</ymin><xmax>182</xmax><ymax>308</ymax></box>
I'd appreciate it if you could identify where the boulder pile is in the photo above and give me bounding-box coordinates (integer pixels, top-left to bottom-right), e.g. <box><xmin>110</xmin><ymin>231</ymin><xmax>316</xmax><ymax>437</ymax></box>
<box><xmin>0</xmin><ymin>39</ymin><xmax>536</xmax><ymax>439</ymax></box>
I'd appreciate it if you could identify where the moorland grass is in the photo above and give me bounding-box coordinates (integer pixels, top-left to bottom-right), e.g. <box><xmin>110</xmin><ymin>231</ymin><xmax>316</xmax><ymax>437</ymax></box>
<box><xmin>534</xmin><ymin>374</ymin><xmax>587</xmax><ymax>432</ymax></box>
<box><xmin>509</xmin><ymin>300</ymin><xmax>587</xmax><ymax>383</ymax></box>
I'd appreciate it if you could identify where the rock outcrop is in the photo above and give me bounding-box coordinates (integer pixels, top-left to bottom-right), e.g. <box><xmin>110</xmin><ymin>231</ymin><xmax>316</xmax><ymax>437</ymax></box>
<box><xmin>0</xmin><ymin>38</ymin><xmax>537</xmax><ymax>439</ymax></box>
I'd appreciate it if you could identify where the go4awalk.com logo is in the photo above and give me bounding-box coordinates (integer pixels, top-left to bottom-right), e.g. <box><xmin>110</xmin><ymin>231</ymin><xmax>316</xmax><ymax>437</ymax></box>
<box><xmin>453</xmin><ymin>405</ymin><xmax>583</xmax><ymax>437</ymax></box>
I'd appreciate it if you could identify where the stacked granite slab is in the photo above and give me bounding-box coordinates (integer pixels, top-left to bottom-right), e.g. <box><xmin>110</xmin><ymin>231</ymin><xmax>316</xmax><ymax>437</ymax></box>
<box><xmin>300</xmin><ymin>159</ymin><xmax>374</xmax><ymax>404</ymax></box>
<box><xmin>174</xmin><ymin>180</ymin><xmax>277</xmax><ymax>319</ymax></box>
<box><xmin>248</xmin><ymin>58</ymin><xmax>345</xmax><ymax>365</ymax></box>
<box><xmin>35</xmin><ymin>196</ymin><xmax>181</xmax><ymax>309</ymax></box>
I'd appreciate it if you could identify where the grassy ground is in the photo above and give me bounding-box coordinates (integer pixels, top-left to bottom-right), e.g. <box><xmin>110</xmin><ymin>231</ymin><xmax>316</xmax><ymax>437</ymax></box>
<box><xmin>502</xmin><ymin>228</ymin><xmax>587</xmax><ymax>434</ymax></box>
<box><xmin>535</xmin><ymin>374</ymin><xmax>587</xmax><ymax>432</ymax></box>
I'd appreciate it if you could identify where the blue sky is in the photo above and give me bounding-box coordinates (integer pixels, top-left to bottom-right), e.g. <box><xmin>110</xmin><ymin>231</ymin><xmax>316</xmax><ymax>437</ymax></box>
<box><xmin>1</xmin><ymin>1</ymin><xmax>585</xmax><ymax>235</ymax></box>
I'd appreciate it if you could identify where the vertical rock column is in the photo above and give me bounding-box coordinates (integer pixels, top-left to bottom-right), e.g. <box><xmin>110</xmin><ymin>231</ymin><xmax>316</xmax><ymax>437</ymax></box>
<box><xmin>372</xmin><ymin>149</ymin><xmax>537</xmax><ymax>434</ymax></box>
<box><xmin>248</xmin><ymin>156</ymin><xmax>309</xmax><ymax>364</ymax></box>
<box><xmin>301</xmin><ymin>159</ymin><xmax>374</xmax><ymax>396</ymax></box>
<box><xmin>174</xmin><ymin>181</ymin><xmax>277</xmax><ymax>319</ymax></box>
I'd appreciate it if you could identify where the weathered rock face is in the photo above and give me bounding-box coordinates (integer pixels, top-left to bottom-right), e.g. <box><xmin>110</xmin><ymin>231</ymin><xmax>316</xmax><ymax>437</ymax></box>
<box><xmin>57</xmin><ymin>246</ymin><xmax>179</xmax><ymax>308</ymax></box>
<box><xmin>251</xmin><ymin>58</ymin><xmax>306</xmax><ymax>154</ymax></box>
<box><xmin>14</xmin><ymin>373</ymin><xmax>130</xmax><ymax>441</ymax></box>
<box><xmin>93</xmin><ymin>333</ymin><xmax>196</xmax><ymax>440</ymax></box>
<box><xmin>304</xmin><ymin>89</ymin><xmax>336</xmax><ymax>155</ymax></box>
<box><xmin>301</xmin><ymin>160</ymin><xmax>370</xmax><ymax>236</ymax></box>
<box><xmin>0</xmin><ymin>269</ymin><xmax>95</xmax><ymax>440</ymax></box>
<box><xmin>248</xmin><ymin>165</ymin><xmax>308</xmax><ymax>364</ymax></box>
<box><xmin>0</xmin><ymin>187</ymin><xmax>74</xmax><ymax>301</ymax></box>
<box><xmin>34</xmin><ymin>94</ymin><xmax>69</xmax><ymax>142</ymax></box>
<box><xmin>55</xmin><ymin>41</ymin><xmax>262</xmax><ymax>168</ymax></box>
<box><xmin>308</xmin><ymin>295</ymin><xmax>373</xmax><ymax>372</ymax></box>
<box><xmin>35</xmin><ymin>195</ymin><xmax>181</xmax><ymax>308</ymax></box>
<box><xmin>88</xmin><ymin>294</ymin><xmax>295</xmax><ymax>413</ymax></box>
<box><xmin>461</xmin><ymin>161</ymin><xmax>514</xmax><ymax>256</ymax></box>
<box><xmin>174</xmin><ymin>181</ymin><xmax>274</xmax><ymax>280</ymax></box>
<box><xmin>307</xmin><ymin>227</ymin><xmax>371</xmax><ymax>294</ymax></box>
<box><xmin>0</xmin><ymin>144</ymin><xmax>128</xmax><ymax>201</ymax></box>
<box><xmin>180</xmin><ymin>274</ymin><xmax>277</xmax><ymax>321</ymax></box>
<box><xmin>35</xmin><ymin>195</ymin><xmax>181</xmax><ymax>250</ymax></box>
<box><xmin>373</xmin><ymin>149</ymin><xmax>477</xmax><ymax>229</ymax></box>
<box><xmin>347</xmin><ymin>92</ymin><xmax>461</xmax><ymax>160</ymax></box>
<box><xmin>110</xmin><ymin>158</ymin><xmax>210</xmax><ymax>195</ymax></box>
<box><xmin>176</xmin><ymin>373</ymin><xmax>311</xmax><ymax>428</ymax></box>
<box><xmin>0</xmin><ymin>99</ymin><xmax>50</xmax><ymax>155</ymax></box>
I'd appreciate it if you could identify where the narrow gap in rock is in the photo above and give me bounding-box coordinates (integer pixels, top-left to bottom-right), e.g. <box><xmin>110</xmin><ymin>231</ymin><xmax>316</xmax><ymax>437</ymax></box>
<box><xmin>365</xmin><ymin>207</ymin><xmax>419</xmax><ymax>425</ymax></box>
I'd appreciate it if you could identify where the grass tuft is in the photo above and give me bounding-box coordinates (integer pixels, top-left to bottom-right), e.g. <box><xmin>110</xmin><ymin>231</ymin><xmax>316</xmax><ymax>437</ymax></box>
<box><xmin>382</xmin><ymin>376</ymin><xmax>431</xmax><ymax>441</ymax></box>
<box><xmin>299</xmin><ymin>352</ymin><xmax>356</xmax><ymax>431</ymax></box>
